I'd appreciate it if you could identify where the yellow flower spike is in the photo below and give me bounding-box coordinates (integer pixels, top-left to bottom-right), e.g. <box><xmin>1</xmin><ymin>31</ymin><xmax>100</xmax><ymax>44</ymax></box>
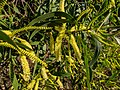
<box><xmin>55</xmin><ymin>30</ymin><xmax>65</xmax><ymax>61</ymax></box>
<box><xmin>50</xmin><ymin>32</ymin><xmax>55</xmax><ymax>54</ymax></box>
<box><xmin>66</xmin><ymin>55</ymin><xmax>78</xmax><ymax>77</ymax></box>
<box><xmin>54</xmin><ymin>0</ymin><xmax>66</xmax><ymax>62</ymax></box>
<box><xmin>34</xmin><ymin>79</ymin><xmax>39</xmax><ymax>90</ymax></box>
<box><xmin>68</xmin><ymin>66</ymin><xmax>73</xmax><ymax>73</ymax></box>
<box><xmin>70</xmin><ymin>34</ymin><xmax>83</xmax><ymax>64</ymax></box>
<box><xmin>41</xmin><ymin>66</ymin><xmax>48</xmax><ymax>80</ymax></box>
<box><xmin>49</xmin><ymin>74</ymin><xmax>63</xmax><ymax>89</ymax></box>
<box><xmin>48</xmin><ymin>79</ymin><xmax>58</xmax><ymax>89</ymax></box>
<box><xmin>66</xmin><ymin>56</ymin><xmax>77</xmax><ymax>69</ymax></box>
<box><xmin>0</xmin><ymin>42</ymin><xmax>17</xmax><ymax>51</ymax></box>
<box><xmin>20</xmin><ymin>55</ymin><xmax>30</xmax><ymax>81</ymax></box>
<box><xmin>18</xmin><ymin>47</ymin><xmax>47</xmax><ymax>67</ymax></box>
<box><xmin>16</xmin><ymin>38</ymin><xmax>35</xmax><ymax>63</ymax></box>
<box><xmin>56</xmin><ymin>77</ymin><xmax>64</xmax><ymax>89</ymax></box>
<box><xmin>27</xmin><ymin>80</ymin><xmax>36</xmax><ymax>89</ymax></box>
<box><xmin>70</xmin><ymin>26</ymin><xmax>76</xmax><ymax>32</ymax></box>
<box><xmin>66</xmin><ymin>55</ymin><xmax>74</xmax><ymax>64</ymax></box>
<box><xmin>59</xmin><ymin>0</ymin><xmax>65</xmax><ymax>12</ymax></box>
<box><xmin>12</xmin><ymin>26</ymin><xmax>52</xmax><ymax>37</ymax></box>
<box><xmin>79</xmin><ymin>24</ymin><xmax>87</xmax><ymax>30</ymax></box>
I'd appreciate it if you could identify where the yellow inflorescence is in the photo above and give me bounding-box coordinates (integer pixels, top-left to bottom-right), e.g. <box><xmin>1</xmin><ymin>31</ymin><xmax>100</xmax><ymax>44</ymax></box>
<box><xmin>20</xmin><ymin>55</ymin><xmax>30</xmax><ymax>81</ymax></box>
<box><xmin>12</xmin><ymin>26</ymin><xmax>52</xmax><ymax>37</ymax></box>
<box><xmin>50</xmin><ymin>32</ymin><xmax>55</xmax><ymax>54</ymax></box>
<box><xmin>70</xmin><ymin>34</ymin><xmax>83</xmax><ymax>64</ymax></box>
<box><xmin>18</xmin><ymin>47</ymin><xmax>47</xmax><ymax>67</ymax></box>
<box><xmin>27</xmin><ymin>80</ymin><xmax>36</xmax><ymax>89</ymax></box>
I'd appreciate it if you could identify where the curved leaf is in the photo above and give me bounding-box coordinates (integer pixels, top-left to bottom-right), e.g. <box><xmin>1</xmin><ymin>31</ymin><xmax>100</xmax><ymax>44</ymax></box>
<box><xmin>28</xmin><ymin>11</ymin><xmax>76</xmax><ymax>26</ymax></box>
<box><xmin>0</xmin><ymin>30</ymin><xmax>17</xmax><ymax>48</ymax></box>
<box><xmin>89</xmin><ymin>39</ymin><xmax>101</xmax><ymax>68</ymax></box>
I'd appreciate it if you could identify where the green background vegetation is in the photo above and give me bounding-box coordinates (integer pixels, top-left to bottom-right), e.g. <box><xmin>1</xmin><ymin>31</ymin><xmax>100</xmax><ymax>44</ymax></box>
<box><xmin>0</xmin><ymin>0</ymin><xmax>120</xmax><ymax>90</ymax></box>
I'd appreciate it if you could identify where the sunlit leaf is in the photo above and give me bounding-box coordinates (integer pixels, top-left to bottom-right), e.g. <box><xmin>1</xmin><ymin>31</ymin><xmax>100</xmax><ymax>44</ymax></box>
<box><xmin>114</xmin><ymin>36</ymin><xmax>120</xmax><ymax>45</ymax></box>
<box><xmin>0</xmin><ymin>30</ymin><xmax>17</xmax><ymax>48</ymax></box>
<box><xmin>12</xmin><ymin>73</ymin><xmax>19</xmax><ymax>90</ymax></box>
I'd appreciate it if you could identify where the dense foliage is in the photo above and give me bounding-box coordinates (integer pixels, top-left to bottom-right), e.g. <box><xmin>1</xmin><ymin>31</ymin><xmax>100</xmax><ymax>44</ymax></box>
<box><xmin>0</xmin><ymin>0</ymin><xmax>120</xmax><ymax>90</ymax></box>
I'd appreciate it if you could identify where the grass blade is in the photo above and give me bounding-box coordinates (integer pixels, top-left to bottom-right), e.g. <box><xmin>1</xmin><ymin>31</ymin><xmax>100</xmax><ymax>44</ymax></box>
<box><xmin>12</xmin><ymin>73</ymin><xmax>19</xmax><ymax>90</ymax></box>
<box><xmin>89</xmin><ymin>39</ymin><xmax>101</xmax><ymax>68</ymax></box>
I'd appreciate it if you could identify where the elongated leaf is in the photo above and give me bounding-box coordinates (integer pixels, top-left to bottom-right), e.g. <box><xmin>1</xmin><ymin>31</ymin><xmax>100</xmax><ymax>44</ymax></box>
<box><xmin>40</xmin><ymin>19</ymin><xmax>71</xmax><ymax>26</ymax></box>
<box><xmin>28</xmin><ymin>12</ymin><xmax>54</xmax><ymax>26</ymax></box>
<box><xmin>106</xmin><ymin>70</ymin><xmax>119</xmax><ymax>84</ymax></box>
<box><xmin>13</xmin><ymin>5</ymin><xmax>21</xmax><ymax>14</ymax></box>
<box><xmin>89</xmin><ymin>31</ymin><xmax>115</xmax><ymax>47</ymax></box>
<box><xmin>97</xmin><ymin>13</ymin><xmax>111</xmax><ymax>30</ymax></box>
<box><xmin>88</xmin><ymin>6</ymin><xmax>110</xmax><ymax>29</ymax></box>
<box><xmin>9</xmin><ymin>61</ymin><xmax>14</xmax><ymax>82</ymax></box>
<box><xmin>29</xmin><ymin>30</ymin><xmax>40</xmax><ymax>40</ymax></box>
<box><xmin>0</xmin><ymin>20</ymin><xmax>8</xmax><ymax>28</ymax></box>
<box><xmin>12</xmin><ymin>73</ymin><xmax>19</xmax><ymax>90</ymax></box>
<box><xmin>0</xmin><ymin>30</ymin><xmax>17</xmax><ymax>48</ymax></box>
<box><xmin>16</xmin><ymin>42</ymin><xmax>32</xmax><ymax>51</ymax></box>
<box><xmin>15</xmin><ymin>37</ymin><xmax>33</xmax><ymax>50</ymax></box>
<box><xmin>28</xmin><ymin>11</ymin><xmax>75</xmax><ymax>26</ymax></box>
<box><xmin>82</xmin><ymin>42</ymin><xmax>91</xmax><ymax>89</ymax></box>
<box><xmin>30</xmin><ymin>41</ymin><xmax>39</xmax><ymax>45</ymax></box>
<box><xmin>89</xmin><ymin>67</ymin><xmax>93</xmax><ymax>81</ymax></box>
<box><xmin>77</xmin><ymin>8</ymin><xmax>91</xmax><ymax>21</ymax></box>
<box><xmin>89</xmin><ymin>39</ymin><xmax>101</xmax><ymax>68</ymax></box>
<box><xmin>114</xmin><ymin>36</ymin><xmax>120</xmax><ymax>45</ymax></box>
